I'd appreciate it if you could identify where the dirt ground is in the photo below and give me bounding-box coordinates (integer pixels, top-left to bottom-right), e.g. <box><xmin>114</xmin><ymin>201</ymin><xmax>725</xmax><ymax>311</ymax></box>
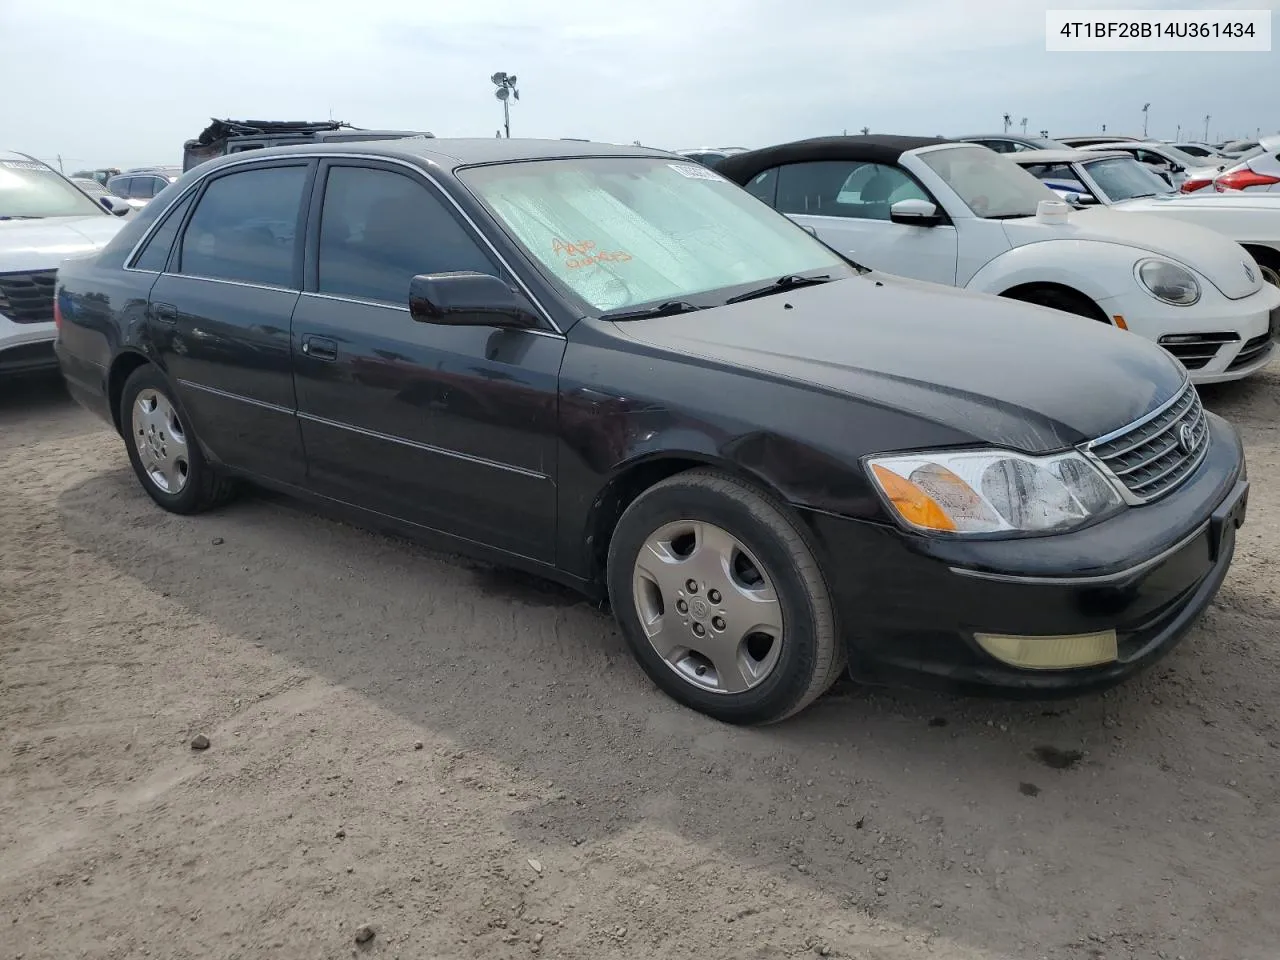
<box><xmin>1</xmin><ymin>366</ymin><xmax>1278</xmax><ymax>960</ymax></box>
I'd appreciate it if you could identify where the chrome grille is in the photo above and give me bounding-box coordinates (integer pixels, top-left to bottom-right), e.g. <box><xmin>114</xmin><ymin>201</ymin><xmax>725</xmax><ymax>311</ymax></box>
<box><xmin>1085</xmin><ymin>381</ymin><xmax>1208</xmax><ymax>503</ymax></box>
<box><xmin>0</xmin><ymin>270</ymin><xmax>57</xmax><ymax>324</ymax></box>
<box><xmin>1227</xmin><ymin>333</ymin><xmax>1274</xmax><ymax>371</ymax></box>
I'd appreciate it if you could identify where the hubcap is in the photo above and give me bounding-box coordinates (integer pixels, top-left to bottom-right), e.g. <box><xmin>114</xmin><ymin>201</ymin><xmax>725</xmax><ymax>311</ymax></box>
<box><xmin>1260</xmin><ymin>263</ymin><xmax>1280</xmax><ymax>289</ymax></box>
<box><xmin>131</xmin><ymin>389</ymin><xmax>189</xmax><ymax>494</ymax></box>
<box><xmin>632</xmin><ymin>520</ymin><xmax>784</xmax><ymax>694</ymax></box>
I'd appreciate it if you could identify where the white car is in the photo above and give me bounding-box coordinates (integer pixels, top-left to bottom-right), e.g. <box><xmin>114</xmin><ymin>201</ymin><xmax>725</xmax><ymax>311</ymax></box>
<box><xmin>1014</xmin><ymin>149</ymin><xmax>1280</xmax><ymax>287</ymax></box>
<box><xmin>718</xmin><ymin>136</ymin><xmax>1280</xmax><ymax>384</ymax></box>
<box><xmin>1</xmin><ymin>151</ymin><xmax>130</xmax><ymax>376</ymax></box>
<box><xmin>1077</xmin><ymin>141</ymin><xmax>1224</xmax><ymax>191</ymax></box>
<box><xmin>1211</xmin><ymin>136</ymin><xmax>1280</xmax><ymax>194</ymax></box>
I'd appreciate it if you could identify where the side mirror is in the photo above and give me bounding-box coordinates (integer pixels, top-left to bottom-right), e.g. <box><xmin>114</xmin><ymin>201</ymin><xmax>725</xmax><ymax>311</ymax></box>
<box><xmin>100</xmin><ymin>195</ymin><xmax>131</xmax><ymax>216</ymax></box>
<box><xmin>1064</xmin><ymin>191</ymin><xmax>1098</xmax><ymax>207</ymax></box>
<box><xmin>889</xmin><ymin>198</ymin><xmax>942</xmax><ymax>226</ymax></box>
<box><xmin>408</xmin><ymin>272</ymin><xmax>539</xmax><ymax>329</ymax></box>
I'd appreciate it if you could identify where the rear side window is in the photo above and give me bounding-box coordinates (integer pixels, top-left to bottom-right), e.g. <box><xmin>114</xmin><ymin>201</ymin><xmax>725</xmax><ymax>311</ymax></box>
<box><xmin>177</xmin><ymin>165</ymin><xmax>307</xmax><ymax>287</ymax></box>
<box><xmin>132</xmin><ymin>191</ymin><xmax>196</xmax><ymax>271</ymax></box>
<box><xmin>316</xmin><ymin>165</ymin><xmax>498</xmax><ymax>304</ymax></box>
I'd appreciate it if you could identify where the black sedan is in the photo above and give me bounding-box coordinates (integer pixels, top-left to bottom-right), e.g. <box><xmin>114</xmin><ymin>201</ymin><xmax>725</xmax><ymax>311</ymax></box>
<box><xmin>53</xmin><ymin>138</ymin><xmax>1248</xmax><ymax>724</ymax></box>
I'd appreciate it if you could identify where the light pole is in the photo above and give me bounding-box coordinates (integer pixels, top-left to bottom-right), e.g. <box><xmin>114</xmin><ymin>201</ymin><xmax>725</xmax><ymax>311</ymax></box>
<box><xmin>1176</xmin><ymin>123</ymin><xmax>1181</xmax><ymax>140</ymax></box>
<box><xmin>1002</xmin><ymin>113</ymin><xmax>1011</xmax><ymax>133</ymax></box>
<box><xmin>1020</xmin><ymin>117</ymin><xmax>1028</xmax><ymax>135</ymax></box>
<box><xmin>1141</xmin><ymin>102</ymin><xmax>1150</xmax><ymax>138</ymax></box>
<box><xmin>491</xmin><ymin>71</ymin><xmax>519</xmax><ymax>138</ymax></box>
<box><xmin>1204</xmin><ymin>114</ymin><xmax>1211</xmax><ymax>142</ymax></box>
<box><xmin>860</xmin><ymin>126</ymin><xmax>870</xmax><ymax>135</ymax></box>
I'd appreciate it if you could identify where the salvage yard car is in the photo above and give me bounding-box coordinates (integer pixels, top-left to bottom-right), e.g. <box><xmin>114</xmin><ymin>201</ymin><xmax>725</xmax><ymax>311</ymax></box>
<box><xmin>1013</xmin><ymin>149</ymin><xmax>1280</xmax><ymax>299</ymax></box>
<box><xmin>55</xmin><ymin>138</ymin><xmax>1249</xmax><ymax>724</ymax></box>
<box><xmin>718</xmin><ymin>136</ymin><xmax>1280</xmax><ymax>384</ymax></box>
<box><xmin>1</xmin><ymin>151</ymin><xmax>129</xmax><ymax>376</ymax></box>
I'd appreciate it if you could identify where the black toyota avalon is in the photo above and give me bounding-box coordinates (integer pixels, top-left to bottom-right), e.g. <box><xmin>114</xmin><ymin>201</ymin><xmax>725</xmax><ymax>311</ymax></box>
<box><xmin>53</xmin><ymin>137</ymin><xmax>1248</xmax><ymax>724</ymax></box>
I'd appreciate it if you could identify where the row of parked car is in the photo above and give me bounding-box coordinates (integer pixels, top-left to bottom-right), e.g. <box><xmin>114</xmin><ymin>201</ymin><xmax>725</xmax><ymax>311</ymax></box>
<box><xmin>39</xmin><ymin>134</ymin><xmax>1261</xmax><ymax>723</ymax></box>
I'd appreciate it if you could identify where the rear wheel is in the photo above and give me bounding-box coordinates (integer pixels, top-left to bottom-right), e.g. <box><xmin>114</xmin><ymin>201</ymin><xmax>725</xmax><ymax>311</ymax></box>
<box><xmin>606</xmin><ymin>469</ymin><xmax>844</xmax><ymax>724</ymax></box>
<box><xmin>120</xmin><ymin>365</ymin><xmax>236</xmax><ymax>514</ymax></box>
<box><xmin>1005</xmin><ymin>286</ymin><xmax>1109</xmax><ymax>323</ymax></box>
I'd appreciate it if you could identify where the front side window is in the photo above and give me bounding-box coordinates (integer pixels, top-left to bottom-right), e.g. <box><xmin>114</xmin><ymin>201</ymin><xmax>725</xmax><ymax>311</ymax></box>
<box><xmin>459</xmin><ymin>156</ymin><xmax>849</xmax><ymax>313</ymax></box>
<box><xmin>107</xmin><ymin>177</ymin><xmax>131</xmax><ymax>198</ymax></box>
<box><xmin>916</xmin><ymin>145</ymin><xmax>1059</xmax><ymax>219</ymax></box>
<box><xmin>1080</xmin><ymin>157</ymin><xmax>1174</xmax><ymax>201</ymax></box>
<box><xmin>0</xmin><ymin>158</ymin><xmax>107</xmax><ymax>219</ymax></box>
<box><xmin>774</xmin><ymin>161</ymin><xmax>926</xmax><ymax>220</ymax></box>
<box><xmin>316</xmin><ymin>165</ymin><xmax>498</xmax><ymax>304</ymax></box>
<box><xmin>177</xmin><ymin>165</ymin><xmax>307</xmax><ymax>287</ymax></box>
<box><xmin>130</xmin><ymin>178</ymin><xmax>157</xmax><ymax>200</ymax></box>
<box><xmin>744</xmin><ymin>168</ymin><xmax>778</xmax><ymax>206</ymax></box>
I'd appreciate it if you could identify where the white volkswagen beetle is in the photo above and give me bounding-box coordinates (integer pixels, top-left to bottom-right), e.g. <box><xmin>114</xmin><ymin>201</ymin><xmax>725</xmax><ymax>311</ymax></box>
<box><xmin>718</xmin><ymin>136</ymin><xmax>1280</xmax><ymax>384</ymax></box>
<box><xmin>1012</xmin><ymin>148</ymin><xmax>1280</xmax><ymax>292</ymax></box>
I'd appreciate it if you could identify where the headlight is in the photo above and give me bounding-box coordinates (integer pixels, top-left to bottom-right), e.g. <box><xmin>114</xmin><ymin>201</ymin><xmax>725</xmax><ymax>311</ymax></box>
<box><xmin>866</xmin><ymin>449</ymin><xmax>1123</xmax><ymax>536</ymax></box>
<box><xmin>1136</xmin><ymin>258</ymin><xmax>1200</xmax><ymax>306</ymax></box>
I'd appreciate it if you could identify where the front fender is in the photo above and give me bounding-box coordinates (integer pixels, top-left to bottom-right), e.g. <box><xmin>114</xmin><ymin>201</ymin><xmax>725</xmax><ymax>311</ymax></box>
<box><xmin>964</xmin><ymin>239</ymin><xmax>1146</xmax><ymax>302</ymax></box>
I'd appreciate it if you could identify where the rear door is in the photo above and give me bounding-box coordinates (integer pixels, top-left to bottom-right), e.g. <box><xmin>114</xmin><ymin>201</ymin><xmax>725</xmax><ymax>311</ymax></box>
<box><xmin>144</xmin><ymin>159</ymin><xmax>313</xmax><ymax>483</ymax></box>
<box><xmin>755</xmin><ymin>160</ymin><xmax>958</xmax><ymax>285</ymax></box>
<box><xmin>290</xmin><ymin>159</ymin><xmax>565</xmax><ymax>561</ymax></box>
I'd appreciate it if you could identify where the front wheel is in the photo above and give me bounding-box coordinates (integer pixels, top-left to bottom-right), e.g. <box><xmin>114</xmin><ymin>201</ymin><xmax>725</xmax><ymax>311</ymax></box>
<box><xmin>607</xmin><ymin>469</ymin><xmax>844</xmax><ymax>724</ymax></box>
<box><xmin>120</xmin><ymin>365</ymin><xmax>236</xmax><ymax>514</ymax></box>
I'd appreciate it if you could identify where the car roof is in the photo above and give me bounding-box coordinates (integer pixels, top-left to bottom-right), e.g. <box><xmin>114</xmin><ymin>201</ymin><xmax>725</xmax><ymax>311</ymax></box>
<box><xmin>189</xmin><ymin>137</ymin><xmax>675</xmax><ymax>176</ymax></box>
<box><xmin>954</xmin><ymin>133</ymin><xmax>1040</xmax><ymax>142</ymax></box>
<box><xmin>1078</xmin><ymin>141</ymin><xmax>1153</xmax><ymax>151</ymax></box>
<box><xmin>1009</xmin><ymin>149</ymin><xmax>1127</xmax><ymax>164</ymax></box>
<box><xmin>716</xmin><ymin>134</ymin><xmax>952</xmax><ymax>183</ymax></box>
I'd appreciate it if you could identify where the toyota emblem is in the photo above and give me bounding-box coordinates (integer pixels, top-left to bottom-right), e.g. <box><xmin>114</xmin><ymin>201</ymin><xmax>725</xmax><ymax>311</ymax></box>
<box><xmin>1177</xmin><ymin>422</ymin><xmax>1195</xmax><ymax>455</ymax></box>
<box><xmin>1244</xmin><ymin>261</ymin><xmax>1257</xmax><ymax>284</ymax></box>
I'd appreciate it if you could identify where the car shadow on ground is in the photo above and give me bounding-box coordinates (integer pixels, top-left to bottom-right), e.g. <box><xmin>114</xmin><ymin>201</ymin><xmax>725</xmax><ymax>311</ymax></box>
<box><xmin>52</xmin><ymin>454</ymin><xmax>1280</xmax><ymax>959</ymax></box>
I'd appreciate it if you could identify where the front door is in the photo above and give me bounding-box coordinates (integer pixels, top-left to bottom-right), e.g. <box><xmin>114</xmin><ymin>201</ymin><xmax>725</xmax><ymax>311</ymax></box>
<box><xmin>749</xmin><ymin>160</ymin><xmax>959</xmax><ymax>285</ymax></box>
<box><xmin>290</xmin><ymin>161</ymin><xmax>565</xmax><ymax>563</ymax></box>
<box><xmin>144</xmin><ymin>160</ymin><xmax>313</xmax><ymax>483</ymax></box>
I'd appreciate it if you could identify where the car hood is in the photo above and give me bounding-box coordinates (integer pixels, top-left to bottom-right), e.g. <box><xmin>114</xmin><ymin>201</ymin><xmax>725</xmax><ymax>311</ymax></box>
<box><xmin>0</xmin><ymin>215</ymin><xmax>126</xmax><ymax>273</ymax></box>
<box><xmin>1000</xmin><ymin>206</ymin><xmax>1262</xmax><ymax>300</ymax></box>
<box><xmin>611</xmin><ymin>273</ymin><xmax>1186</xmax><ymax>454</ymax></box>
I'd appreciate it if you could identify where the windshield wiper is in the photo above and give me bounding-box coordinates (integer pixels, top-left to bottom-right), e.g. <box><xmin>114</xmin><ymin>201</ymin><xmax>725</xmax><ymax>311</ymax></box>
<box><xmin>723</xmin><ymin>274</ymin><xmax>832</xmax><ymax>305</ymax></box>
<box><xmin>598</xmin><ymin>300</ymin><xmax>703</xmax><ymax>322</ymax></box>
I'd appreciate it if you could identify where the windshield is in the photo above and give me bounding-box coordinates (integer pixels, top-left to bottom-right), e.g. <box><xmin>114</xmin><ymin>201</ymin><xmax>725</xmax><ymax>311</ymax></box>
<box><xmin>0</xmin><ymin>158</ymin><xmax>106</xmax><ymax>219</ymax></box>
<box><xmin>916</xmin><ymin>145</ymin><xmax>1059</xmax><ymax>219</ymax></box>
<box><xmin>1081</xmin><ymin>157</ymin><xmax>1174</xmax><ymax>201</ymax></box>
<box><xmin>459</xmin><ymin>156</ymin><xmax>850</xmax><ymax>313</ymax></box>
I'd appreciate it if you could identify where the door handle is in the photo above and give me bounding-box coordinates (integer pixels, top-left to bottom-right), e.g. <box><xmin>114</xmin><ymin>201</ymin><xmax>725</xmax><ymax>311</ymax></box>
<box><xmin>151</xmin><ymin>302</ymin><xmax>178</xmax><ymax>324</ymax></box>
<box><xmin>301</xmin><ymin>334</ymin><xmax>337</xmax><ymax>361</ymax></box>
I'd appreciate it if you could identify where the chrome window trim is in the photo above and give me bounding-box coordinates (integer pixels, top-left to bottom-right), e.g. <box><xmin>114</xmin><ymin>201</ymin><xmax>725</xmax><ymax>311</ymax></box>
<box><xmin>153</xmin><ymin>273</ymin><xmax>302</xmax><ymax>295</ymax></box>
<box><xmin>120</xmin><ymin>152</ymin><xmax>562</xmax><ymax>335</ymax></box>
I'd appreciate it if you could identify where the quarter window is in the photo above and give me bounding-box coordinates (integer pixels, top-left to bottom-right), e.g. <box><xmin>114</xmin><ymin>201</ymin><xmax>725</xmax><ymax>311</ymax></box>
<box><xmin>177</xmin><ymin>165</ymin><xmax>307</xmax><ymax>287</ymax></box>
<box><xmin>776</xmin><ymin>161</ymin><xmax>928</xmax><ymax>220</ymax></box>
<box><xmin>316</xmin><ymin>165</ymin><xmax>498</xmax><ymax>304</ymax></box>
<box><xmin>132</xmin><ymin>191</ymin><xmax>196</xmax><ymax>272</ymax></box>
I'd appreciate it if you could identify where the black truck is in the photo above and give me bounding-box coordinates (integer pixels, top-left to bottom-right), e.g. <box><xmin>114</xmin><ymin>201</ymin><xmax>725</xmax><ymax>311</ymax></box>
<box><xmin>182</xmin><ymin>119</ymin><xmax>432</xmax><ymax>172</ymax></box>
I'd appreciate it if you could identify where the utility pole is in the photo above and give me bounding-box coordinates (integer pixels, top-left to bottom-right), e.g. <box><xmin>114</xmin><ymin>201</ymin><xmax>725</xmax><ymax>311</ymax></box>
<box><xmin>1141</xmin><ymin>103</ymin><xmax>1150</xmax><ymax>138</ymax></box>
<box><xmin>490</xmin><ymin>71</ymin><xmax>519</xmax><ymax>138</ymax></box>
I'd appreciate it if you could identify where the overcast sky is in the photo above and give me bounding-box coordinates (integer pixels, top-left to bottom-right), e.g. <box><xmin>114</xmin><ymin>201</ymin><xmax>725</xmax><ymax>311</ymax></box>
<box><xmin>3</xmin><ymin>0</ymin><xmax>1276</xmax><ymax>171</ymax></box>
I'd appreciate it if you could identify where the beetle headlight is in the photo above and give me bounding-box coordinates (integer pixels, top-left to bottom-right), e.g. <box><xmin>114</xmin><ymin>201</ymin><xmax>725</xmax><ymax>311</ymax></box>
<box><xmin>866</xmin><ymin>449</ymin><xmax>1124</xmax><ymax>536</ymax></box>
<box><xmin>1137</xmin><ymin>258</ymin><xmax>1201</xmax><ymax>306</ymax></box>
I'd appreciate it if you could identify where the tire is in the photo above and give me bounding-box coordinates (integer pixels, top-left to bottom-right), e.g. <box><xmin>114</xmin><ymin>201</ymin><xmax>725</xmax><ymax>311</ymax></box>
<box><xmin>119</xmin><ymin>365</ymin><xmax>236</xmax><ymax>514</ymax></box>
<box><xmin>1244</xmin><ymin>247</ymin><xmax>1280</xmax><ymax>289</ymax></box>
<box><xmin>1007</xmin><ymin>286</ymin><xmax>1108</xmax><ymax>323</ymax></box>
<box><xmin>606</xmin><ymin>469</ymin><xmax>844</xmax><ymax>724</ymax></box>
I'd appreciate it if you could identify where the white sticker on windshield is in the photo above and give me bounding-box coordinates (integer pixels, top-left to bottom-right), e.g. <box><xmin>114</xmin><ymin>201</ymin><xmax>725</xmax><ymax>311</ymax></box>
<box><xmin>668</xmin><ymin>162</ymin><xmax>726</xmax><ymax>181</ymax></box>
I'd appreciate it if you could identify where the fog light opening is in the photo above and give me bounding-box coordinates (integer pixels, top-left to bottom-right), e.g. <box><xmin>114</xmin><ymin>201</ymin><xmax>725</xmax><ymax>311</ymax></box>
<box><xmin>974</xmin><ymin>630</ymin><xmax>1118</xmax><ymax>670</ymax></box>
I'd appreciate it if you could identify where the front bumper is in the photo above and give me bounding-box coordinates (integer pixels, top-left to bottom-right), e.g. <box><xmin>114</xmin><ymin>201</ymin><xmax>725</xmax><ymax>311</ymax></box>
<box><xmin>1101</xmin><ymin>284</ymin><xmax>1280</xmax><ymax>384</ymax></box>
<box><xmin>806</xmin><ymin>413</ymin><xmax>1246</xmax><ymax>696</ymax></box>
<box><xmin>0</xmin><ymin>315</ymin><xmax>58</xmax><ymax>375</ymax></box>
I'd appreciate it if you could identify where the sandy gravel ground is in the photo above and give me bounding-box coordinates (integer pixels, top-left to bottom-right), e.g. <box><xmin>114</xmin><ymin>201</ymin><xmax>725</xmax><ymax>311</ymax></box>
<box><xmin>2</xmin><ymin>366</ymin><xmax>1279</xmax><ymax>960</ymax></box>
